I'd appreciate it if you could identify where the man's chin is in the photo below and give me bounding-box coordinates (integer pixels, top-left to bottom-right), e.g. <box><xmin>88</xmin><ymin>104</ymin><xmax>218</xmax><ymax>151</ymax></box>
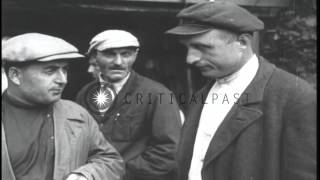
<box><xmin>108</xmin><ymin>77</ymin><xmax>125</xmax><ymax>83</ymax></box>
<box><xmin>49</xmin><ymin>96</ymin><xmax>61</xmax><ymax>103</ymax></box>
<box><xmin>106</xmin><ymin>73</ymin><xmax>128</xmax><ymax>82</ymax></box>
<box><xmin>201</xmin><ymin>71</ymin><xmax>217</xmax><ymax>79</ymax></box>
<box><xmin>33</xmin><ymin>98</ymin><xmax>60</xmax><ymax>106</ymax></box>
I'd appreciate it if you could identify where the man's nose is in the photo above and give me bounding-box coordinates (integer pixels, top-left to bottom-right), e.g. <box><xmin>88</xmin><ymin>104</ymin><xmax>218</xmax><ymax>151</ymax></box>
<box><xmin>88</xmin><ymin>65</ymin><xmax>94</xmax><ymax>73</ymax></box>
<box><xmin>114</xmin><ymin>54</ymin><xmax>123</xmax><ymax>65</ymax></box>
<box><xmin>186</xmin><ymin>49</ymin><xmax>201</xmax><ymax>64</ymax></box>
<box><xmin>55</xmin><ymin>70</ymin><xmax>67</xmax><ymax>84</ymax></box>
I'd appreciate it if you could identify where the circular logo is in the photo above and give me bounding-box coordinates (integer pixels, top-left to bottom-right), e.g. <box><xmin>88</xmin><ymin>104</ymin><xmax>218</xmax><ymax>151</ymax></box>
<box><xmin>84</xmin><ymin>82</ymin><xmax>116</xmax><ymax>116</ymax></box>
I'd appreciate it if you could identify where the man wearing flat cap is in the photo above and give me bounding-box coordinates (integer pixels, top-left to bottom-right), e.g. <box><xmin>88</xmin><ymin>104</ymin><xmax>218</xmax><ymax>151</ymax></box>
<box><xmin>1</xmin><ymin>33</ymin><xmax>124</xmax><ymax>180</ymax></box>
<box><xmin>166</xmin><ymin>1</ymin><xmax>316</xmax><ymax>180</ymax></box>
<box><xmin>76</xmin><ymin>30</ymin><xmax>182</xmax><ymax>180</ymax></box>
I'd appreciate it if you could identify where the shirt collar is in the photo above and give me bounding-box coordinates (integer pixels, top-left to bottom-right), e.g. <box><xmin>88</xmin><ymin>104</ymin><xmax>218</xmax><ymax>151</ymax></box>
<box><xmin>216</xmin><ymin>54</ymin><xmax>259</xmax><ymax>85</ymax></box>
<box><xmin>98</xmin><ymin>72</ymin><xmax>131</xmax><ymax>94</ymax></box>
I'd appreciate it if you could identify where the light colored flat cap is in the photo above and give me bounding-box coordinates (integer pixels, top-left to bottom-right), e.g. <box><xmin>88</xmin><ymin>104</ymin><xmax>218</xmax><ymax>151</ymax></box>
<box><xmin>87</xmin><ymin>30</ymin><xmax>139</xmax><ymax>54</ymax></box>
<box><xmin>2</xmin><ymin>33</ymin><xmax>84</xmax><ymax>63</ymax></box>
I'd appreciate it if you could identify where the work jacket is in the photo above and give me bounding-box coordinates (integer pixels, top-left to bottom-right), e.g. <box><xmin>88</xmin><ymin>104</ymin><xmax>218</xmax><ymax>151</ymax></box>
<box><xmin>2</xmin><ymin>99</ymin><xmax>125</xmax><ymax>180</ymax></box>
<box><xmin>76</xmin><ymin>71</ymin><xmax>182</xmax><ymax>180</ymax></box>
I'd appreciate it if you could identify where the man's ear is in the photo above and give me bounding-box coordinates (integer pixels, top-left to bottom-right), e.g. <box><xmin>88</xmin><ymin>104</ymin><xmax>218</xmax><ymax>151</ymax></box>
<box><xmin>8</xmin><ymin>67</ymin><xmax>22</xmax><ymax>85</ymax></box>
<box><xmin>135</xmin><ymin>48</ymin><xmax>140</xmax><ymax>54</ymax></box>
<box><xmin>236</xmin><ymin>34</ymin><xmax>251</xmax><ymax>50</ymax></box>
<box><xmin>133</xmin><ymin>48</ymin><xmax>139</xmax><ymax>58</ymax></box>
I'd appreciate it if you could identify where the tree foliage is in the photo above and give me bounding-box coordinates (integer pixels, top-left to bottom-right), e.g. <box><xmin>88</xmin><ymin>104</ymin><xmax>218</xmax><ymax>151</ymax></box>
<box><xmin>261</xmin><ymin>0</ymin><xmax>316</xmax><ymax>88</ymax></box>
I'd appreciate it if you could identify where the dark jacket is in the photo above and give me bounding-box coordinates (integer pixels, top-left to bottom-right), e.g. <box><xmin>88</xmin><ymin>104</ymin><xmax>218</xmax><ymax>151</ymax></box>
<box><xmin>76</xmin><ymin>71</ymin><xmax>182</xmax><ymax>180</ymax></box>
<box><xmin>176</xmin><ymin>57</ymin><xmax>316</xmax><ymax>180</ymax></box>
<box><xmin>2</xmin><ymin>99</ymin><xmax>124</xmax><ymax>180</ymax></box>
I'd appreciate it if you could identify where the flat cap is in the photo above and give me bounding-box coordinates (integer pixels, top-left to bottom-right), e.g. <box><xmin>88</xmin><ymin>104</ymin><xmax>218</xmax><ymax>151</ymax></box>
<box><xmin>2</xmin><ymin>33</ymin><xmax>84</xmax><ymax>63</ymax></box>
<box><xmin>166</xmin><ymin>1</ymin><xmax>264</xmax><ymax>35</ymax></box>
<box><xmin>87</xmin><ymin>30</ymin><xmax>139</xmax><ymax>54</ymax></box>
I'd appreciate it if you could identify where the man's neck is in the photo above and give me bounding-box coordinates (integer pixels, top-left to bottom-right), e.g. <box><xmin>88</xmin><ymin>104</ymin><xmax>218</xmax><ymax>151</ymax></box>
<box><xmin>99</xmin><ymin>72</ymin><xmax>131</xmax><ymax>93</ymax></box>
<box><xmin>216</xmin><ymin>53</ymin><xmax>257</xmax><ymax>84</ymax></box>
<box><xmin>5</xmin><ymin>90</ymin><xmax>49</xmax><ymax>109</ymax></box>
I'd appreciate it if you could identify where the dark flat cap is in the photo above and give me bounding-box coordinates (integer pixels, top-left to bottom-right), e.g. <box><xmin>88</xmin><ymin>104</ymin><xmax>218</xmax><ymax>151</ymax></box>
<box><xmin>166</xmin><ymin>1</ymin><xmax>264</xmax><ymax>35</ymax></box>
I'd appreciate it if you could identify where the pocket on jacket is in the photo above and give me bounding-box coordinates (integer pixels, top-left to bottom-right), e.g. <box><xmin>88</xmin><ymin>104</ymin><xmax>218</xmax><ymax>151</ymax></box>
<box><xmin>111</xmin><ymin>112</ymin><xmax>144</xmax><ymax>141</ymax></box>
<box><xmin>112</xmin><ymin>121</ymin><xmax>131</xmax><ymax>141</ymax></box>
<box><xmin>65</xmin><ymin>119</ymin><xmax>86</xmax><ymax>145</ymax></box>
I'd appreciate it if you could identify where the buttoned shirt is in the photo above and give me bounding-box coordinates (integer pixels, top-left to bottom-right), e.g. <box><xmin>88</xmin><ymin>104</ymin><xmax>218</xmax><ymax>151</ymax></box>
<box><xmin>188</xmin><ymin>55</ymin><xmax>259</xmax><ymax>180</ymax></box>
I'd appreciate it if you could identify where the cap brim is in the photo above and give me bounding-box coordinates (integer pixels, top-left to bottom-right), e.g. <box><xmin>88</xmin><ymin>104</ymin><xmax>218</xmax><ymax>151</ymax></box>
<box><xmin>86</xmin><ymin>43</ymin><xmax>139</xmax><ymax>55</ymax></box>
<box><xmin>165</xmin><ymin>24</ymin><xmax>213</xmax><ymax>36</ymax></box>
<box><xmin>38</xmin><ymin>53</ymin><xmax>84</xmax><ymax>62</ymax></box>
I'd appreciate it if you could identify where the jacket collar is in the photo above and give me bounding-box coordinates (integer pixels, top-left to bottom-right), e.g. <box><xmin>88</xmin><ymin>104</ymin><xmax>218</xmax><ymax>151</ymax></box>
<box><xmin>106</xmin><ymin>70</ymin><xmax>139</xmax><ymax>114</ymax></box>
<box><xmin>179</xmin><ymin>57</ymin><xmax>276</xmax><ymax>174</ymax></box>
<box><xmin>53</xmin><ymin>100</ymin><xmax>85</xmax><ymax>122</ymax></box>
<box><xmin>201</xmin><ymin>57</ymin><xmax>276</xmax><ymax>168</ymax></box>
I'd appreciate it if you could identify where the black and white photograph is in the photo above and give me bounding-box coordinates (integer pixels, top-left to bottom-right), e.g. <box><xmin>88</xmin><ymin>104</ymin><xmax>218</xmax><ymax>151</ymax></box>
<box><xmin>2</xmin><ymin>0</ymin><xmax>316</xmax><ymax>180</ymax></box>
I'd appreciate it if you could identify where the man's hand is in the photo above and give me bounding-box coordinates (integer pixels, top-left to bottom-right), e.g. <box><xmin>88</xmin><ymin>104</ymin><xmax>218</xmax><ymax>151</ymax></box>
<box><xmin>65</xmin><ymin>173</ymin><xmax>88</xmax><ymax>180</ymax></box>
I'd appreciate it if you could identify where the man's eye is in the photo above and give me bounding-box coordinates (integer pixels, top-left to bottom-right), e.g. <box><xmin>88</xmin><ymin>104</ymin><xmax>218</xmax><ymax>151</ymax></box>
<box><xmin>44</xmin><ymin>70</ymin><xmax>55</xmax><ymax>75</ymax></box>
<box><xmin>102</xmin><ymin>52</ymin><xmax>115</xmax><ymax>58</ymax></box>
<box><xmin>121</xmin><ymin>51</ymin><xmax>134</xmax><ymax>57</ymax></box>
<box><xmin>195</xmin><ymin>44</ymin><xmax>211</xmax><ymax>50</ymax></box>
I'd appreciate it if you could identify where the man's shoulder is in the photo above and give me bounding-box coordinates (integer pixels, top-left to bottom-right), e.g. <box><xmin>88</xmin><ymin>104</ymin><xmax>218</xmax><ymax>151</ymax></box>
<box><xmin>135</xmin><ymin>73</ymin><xmax>172</xmax><ymax>93</ymax></box>
<box><xmin>255</xmin><ymin>58</ymin><xmax>315</xmax><ymax>103</ymax></box>
<box><xmin>54</xmin><ymin>99</ymin><xmax>91</xmax><ymax>119</ymax></box>
<box><xmin>55</xmin><ymin>99</ymin><xmax>86</xmax><ymax>110</ymax></box>
<box><xmin>268</xmin><ymin>64</ymin><xmax>315</xmax><ymax>95</ymax></box>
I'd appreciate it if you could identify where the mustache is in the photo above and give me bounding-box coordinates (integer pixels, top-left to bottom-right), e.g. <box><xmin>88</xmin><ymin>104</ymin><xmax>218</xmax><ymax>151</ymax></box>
<box><xmin>109</xmin><ymin>66</ymin><xmax>126</xmax><ymax>70</ymax></box>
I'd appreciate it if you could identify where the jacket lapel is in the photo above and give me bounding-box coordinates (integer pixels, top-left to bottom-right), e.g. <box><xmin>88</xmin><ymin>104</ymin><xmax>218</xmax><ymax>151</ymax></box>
<box><xmin>105</xmin><ymin>71</ymin><xmax>139</xmax><ymax>115</ymax></box>
<box><xmin>202</xmin><ymin>57</ymin><xmax>276</xmax><ymax>168</ymax></box>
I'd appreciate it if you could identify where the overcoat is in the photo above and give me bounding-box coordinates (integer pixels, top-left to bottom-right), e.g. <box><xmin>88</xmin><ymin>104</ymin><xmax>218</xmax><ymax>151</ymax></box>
<box><xmin>176</xmin><ymin>57</ymin><xmax>316</xmax><ymax>180</ymax></box>
<box><xmin>76</xmin><ymin>71</ymin><xmax>182</xmax><ymax>180</ymax></box>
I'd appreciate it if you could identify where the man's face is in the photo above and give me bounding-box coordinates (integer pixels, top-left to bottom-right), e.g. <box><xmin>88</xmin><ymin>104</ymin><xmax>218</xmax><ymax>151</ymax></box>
<box><xmin>180</xmin><ymin>29</ymin><xmax>245</xmax><ymax>79</ymax></box>
<box><xmin>15</xmin><ymin>61</ymin><xmax>69</xmax><ymax>105</ymax></box>
<box><xmin>87</xmin><ymin>56</ymin><xmax>100</xmax><ymax>79</ymax></box>
<box><xmin>95</xmin><ymin>47</ymin><xmax>138</xmax><ymax>83</ymax></box>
